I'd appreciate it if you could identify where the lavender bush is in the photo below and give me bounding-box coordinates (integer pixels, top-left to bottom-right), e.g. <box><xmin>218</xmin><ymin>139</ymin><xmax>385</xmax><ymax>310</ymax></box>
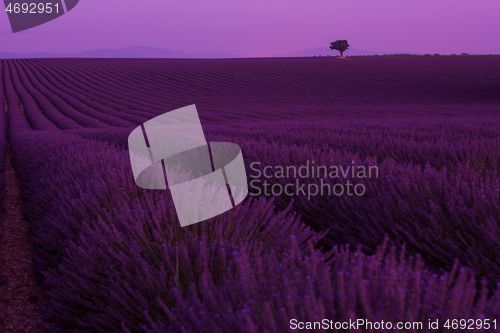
<box><xmin>10</xmin><ymin>131</ymin><xmax>320</xmax><ymax>331</ymax></box>
<box><xmin>30</xmin><ymin>59</ymin><xmax>165</xmax><ymax>117</ymax></box>
<box><xmin>2</xmin><ymin>57</ymin><xmax>500</xmax><ymax>331</ymax></box>
<box><xmin>217</xmin><ymin>120</ymin><xmax>500</xmax><ymax>283</ymax></box>
<box><xmin>64</xmin><ymin>118</ymin><xmax>500</xmax><ymax>284</ymax></box>
<box><xmin>10</xmin><ymin>131</ymin><xmax>500</xmax><ymax>332</ymax></box>
<box><xmin>145</xmin><ymin>240</ymin><xmax>500</xmax><ymax>333</ymax></box>
<box><xmin>3</xmin><ymin>60</ymin><xmax>34</xmax><ymax>132</ymax></box>
<box><xmin>13</xmin><ymin>60</ymin><xmax>126</xmax><ymax>128</ymax></box>
<box><xmin>10</xmin><ymin>60</ymin><xmax>83</xmax><ymax>130</ymax></box>
<box><xmin>5</xmin><ymin>61</ymin><xmax>59</xmax><ymax>131</ymax></box>
<box><xmin>20</xmin><ymin>59</ymin><xmax>149</xmax><ymax>124</ymax></box>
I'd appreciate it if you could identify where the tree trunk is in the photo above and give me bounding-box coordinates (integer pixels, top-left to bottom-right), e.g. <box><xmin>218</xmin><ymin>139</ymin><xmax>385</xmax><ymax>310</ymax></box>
<box><xmin>340</xmin><ymin>51</ymin><xmax>343</xmax><ymax>57</ymax></box>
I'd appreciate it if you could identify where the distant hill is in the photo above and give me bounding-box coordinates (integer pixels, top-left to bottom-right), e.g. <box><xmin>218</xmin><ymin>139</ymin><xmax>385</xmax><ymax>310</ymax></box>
<box><xmin>0</xmin><ymin>46</ymin><xmax>240</xmax><ymax>59</ymax></box>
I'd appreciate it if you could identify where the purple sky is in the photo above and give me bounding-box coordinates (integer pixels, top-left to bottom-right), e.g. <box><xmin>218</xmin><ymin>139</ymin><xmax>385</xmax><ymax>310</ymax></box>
<box><xmin>1</xmin><ymin>0</ymin><xmax>499</xmax><ymax>56</ymax></box>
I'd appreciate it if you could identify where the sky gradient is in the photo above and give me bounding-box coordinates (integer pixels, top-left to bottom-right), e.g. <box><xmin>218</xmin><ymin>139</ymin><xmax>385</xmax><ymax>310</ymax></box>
<box><xmin>1</xmin><ymin>0</ymin><xmax>499</xmax><ymax>57</ymax></box>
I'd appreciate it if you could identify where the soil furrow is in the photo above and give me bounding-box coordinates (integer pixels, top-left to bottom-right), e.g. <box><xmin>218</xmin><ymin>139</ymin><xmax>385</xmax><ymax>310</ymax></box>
<box><xmin>0</xmin><ymin>149</ymin><xmax>46</xmax><ymax>333</ymax></box>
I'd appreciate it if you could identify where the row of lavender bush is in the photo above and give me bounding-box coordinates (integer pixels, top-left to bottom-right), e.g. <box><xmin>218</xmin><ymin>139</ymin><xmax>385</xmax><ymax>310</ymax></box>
<box><xmin>2</xmin><ymin>61</ymin><xmax>32</xmax><ymax>132</ymax></box>
<box><xmin>20</xmin><ymin>59</ymin><xmax>149</xmax><ymax>125</ymax></box>
<box><xmin>2</xmin><ymin>59</ymin><xmax>147</xmax><ymax>130</ymax></box>
<box><xmin>210</xmin><ymin>119</ymin><xmax>500</xmax><ymax>283</ymax></box>
<box><xmin>9</xmin><ymin>122</ymin><xmax>500</xmax><ymax>332</ymax></box>
<box><xmin>12</xmin><ymin>59</ymin><xmax>103</xmax><ymax>129</ymax></box>
<box><xmin>33</xmin><ymin>57</ymin><xmax>500</xmax><ymax>123</ymax></box>
<box><xmin>4</xmin><ymin>57</ymin><xmax>500</xmax><ymax>331</ymax></box>
<box><xmin>54</xmin><ymin>63</ymin><xmax>170</xmax><ymax>115</ymax></box>
<box><xmin>8</xmin><ymin>58</ymin><xmax>478</xmax><ymax>131</ymax></box>
<box><xmin>14</xmin><ymin>60</ymin><xmax>137</xmax><ymax>127</ymax></box>
<box><xmin>27</xmin><ymin>59</ymin><xmax>169</xmax><ymax>118</ymax></box>
<box><xmin>6</xmin><ymin>57</ymin><xmax>500</xmax><ymax>131</ymax></box>
<box><xmin>10</xmin><ymin>60</ymin><xmax>86</xmax><ymax>130</ymax></box>
<box><xmin>67</xmin><ymin>117</ymin><xmax>500</xmax><ymax>285</ymax></box>
<box><xmin>21</xmin><ymin>59</ymin><xmax>307</xmax><ymax>124</ymax></box>
<box><xmin>3</xmin><ymin>60</ymin><xmax>58</xmax><ymax>131</ymax></box>
<box><xmin>10</xmin><ymin>130</ymin><xmax>318</xmax><ymax>331</ymax></box>
<box><xmin>6</xmin><ymin>59</ymin><xmax>128</xmax><ymax>129</ymax></box>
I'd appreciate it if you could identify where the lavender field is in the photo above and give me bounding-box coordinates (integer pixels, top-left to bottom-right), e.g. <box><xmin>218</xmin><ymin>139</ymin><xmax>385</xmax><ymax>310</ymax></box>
<box><xmin>0</xmin><ymin>56</ymin><xmax>500</xmax><ymax>332</ymax></box>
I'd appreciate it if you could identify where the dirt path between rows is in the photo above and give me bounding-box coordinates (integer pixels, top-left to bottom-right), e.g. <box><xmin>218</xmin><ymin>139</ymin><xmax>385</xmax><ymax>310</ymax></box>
<box><xmin>0</xmin><ymin>150</ymin><xmax>47</xmax><ymax>333</ymax></box>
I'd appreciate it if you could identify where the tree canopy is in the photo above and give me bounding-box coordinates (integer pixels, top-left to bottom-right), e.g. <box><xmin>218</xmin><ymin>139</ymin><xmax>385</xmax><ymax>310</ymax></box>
<box><xmin>330</xmin><ymin>40</ymin><xmax>350</xmax><ymax>57</ymax></box>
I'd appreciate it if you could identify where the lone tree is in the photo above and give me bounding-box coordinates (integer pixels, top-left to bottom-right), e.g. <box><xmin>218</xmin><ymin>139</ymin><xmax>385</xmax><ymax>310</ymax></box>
<box><xmin>330</xmin><ymin>40</ymin><xmax>350</xmax><ymax>57</ymax></box>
